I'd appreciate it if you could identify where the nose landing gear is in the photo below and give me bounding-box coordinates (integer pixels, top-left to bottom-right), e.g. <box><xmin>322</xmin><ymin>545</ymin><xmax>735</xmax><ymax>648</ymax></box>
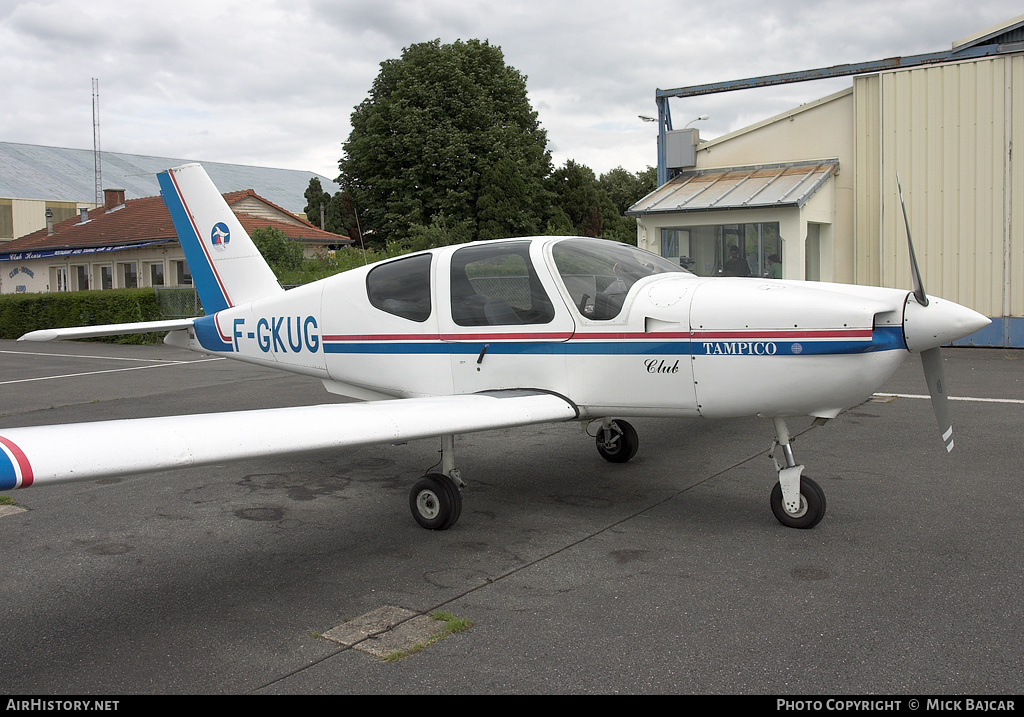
<box><xmin>769</xmin><ymin>417</ymin><xmax>826</xmax><ymax>529</ymax></box>
<box><xmin>595</xmin><ymin>418</ymin><xmax>639</xmax><ymax>463</ymax></box>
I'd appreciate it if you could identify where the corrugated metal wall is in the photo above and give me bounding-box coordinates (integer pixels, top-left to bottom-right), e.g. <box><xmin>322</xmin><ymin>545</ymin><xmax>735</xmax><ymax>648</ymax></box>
<box><xmin>854</xmin><ymin>55</ymin><xmax>1023</xmax><ymax>345</ymax></box>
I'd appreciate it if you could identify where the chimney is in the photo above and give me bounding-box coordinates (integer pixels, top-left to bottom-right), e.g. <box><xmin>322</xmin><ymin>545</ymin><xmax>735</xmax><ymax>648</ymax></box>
<box><xmin>104</xmin><ymin>188</ymin><xmax>126</xmax><ymax>211</ymax></box>
<box><xmin>79</xmin><ymin>207</ymin><xmax>89</xmax><ymax>223</ymax></box>
<box><xmin>46</xmin><ymin>208</ymin><xmax>54</xmax><ymax>235</ymax></box>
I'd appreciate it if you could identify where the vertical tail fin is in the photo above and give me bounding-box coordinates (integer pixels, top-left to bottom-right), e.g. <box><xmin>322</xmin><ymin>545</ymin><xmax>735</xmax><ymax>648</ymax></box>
<box><xmin>158</xmin><ymin>163</ymin><xmax>283</xmax><ymax>313</ymax></box>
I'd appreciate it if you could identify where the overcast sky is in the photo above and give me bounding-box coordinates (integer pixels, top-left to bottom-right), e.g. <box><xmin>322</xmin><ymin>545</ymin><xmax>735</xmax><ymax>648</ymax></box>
<box><xmin>1</xmin><ymin>1</ymin><xmax>1018</xmax><ymax>180</ymax></box>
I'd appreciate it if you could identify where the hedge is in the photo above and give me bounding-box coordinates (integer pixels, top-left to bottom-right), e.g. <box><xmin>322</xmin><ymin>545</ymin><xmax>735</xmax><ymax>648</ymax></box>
<box><xmin>0</xmin><ymin>288</ymin><xmax>166</xmax><ymax>344</ymax></box>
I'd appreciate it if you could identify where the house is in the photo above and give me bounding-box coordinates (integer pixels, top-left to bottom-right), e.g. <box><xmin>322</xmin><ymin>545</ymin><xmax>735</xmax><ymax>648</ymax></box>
<box><xmin>628</xmin><ymin>13</ymin><xmax>1024</xmax><ymax>346</ymax></box>
<box><xmin>0</xmin><ymin>187</ymin><xmax>351</xmax><ymax>294</ymax></box>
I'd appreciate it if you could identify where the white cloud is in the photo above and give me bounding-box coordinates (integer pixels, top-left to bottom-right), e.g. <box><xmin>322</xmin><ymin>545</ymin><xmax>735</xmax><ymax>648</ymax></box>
<box><xmin>1</xmin><ymin>0</ymin><xmax>1017</xmax><ymax>179</ymax></box>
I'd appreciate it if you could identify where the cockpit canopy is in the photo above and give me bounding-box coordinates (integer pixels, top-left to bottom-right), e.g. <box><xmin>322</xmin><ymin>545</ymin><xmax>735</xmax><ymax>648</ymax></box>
<box><xmin>551</xmin><ymin>238</ymin><xmax>689</xmax><ymax>320</ymax></box>
<box><xmin>365</xmin><ymin>237</ymin><xmax>691</xmax><ymax>326</ymax></box>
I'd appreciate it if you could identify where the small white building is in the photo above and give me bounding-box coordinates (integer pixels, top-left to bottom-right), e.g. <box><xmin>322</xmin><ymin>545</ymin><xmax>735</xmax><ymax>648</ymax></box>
<box><xmin>629</xmin><ymin>14</ymin><xmax>1024</xmax><ymax>347</ymax></box>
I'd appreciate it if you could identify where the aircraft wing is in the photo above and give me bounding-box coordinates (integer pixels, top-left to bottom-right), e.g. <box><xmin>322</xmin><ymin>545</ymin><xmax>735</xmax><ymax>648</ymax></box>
<box><xmin>0</xmin><ymin>390</ymin><xmax>579</xmax><ymax>489</ymax></box>
<box><xmin>18</xmin><ymin>319</ymin><xmax>197</xmax><ymax>342</ymax></box>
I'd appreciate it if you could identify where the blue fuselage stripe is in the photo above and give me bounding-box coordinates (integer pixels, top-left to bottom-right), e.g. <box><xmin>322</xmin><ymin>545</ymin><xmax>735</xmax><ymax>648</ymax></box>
<box><xmin>198</xmin><ymin>321</ymin><xmax>906</xmax><ymax>358</ymax></box>
<box><xmin>321</xmin><ymin>327</ymin><xmax>906</xmax><ymax>357</ymax></box>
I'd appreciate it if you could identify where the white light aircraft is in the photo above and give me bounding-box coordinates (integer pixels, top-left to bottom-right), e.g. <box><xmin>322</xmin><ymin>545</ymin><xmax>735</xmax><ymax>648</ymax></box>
<box><xmin>0</xmin><ymin>164</ymin><xmax>990</xmax><ymax>530</ymax></box>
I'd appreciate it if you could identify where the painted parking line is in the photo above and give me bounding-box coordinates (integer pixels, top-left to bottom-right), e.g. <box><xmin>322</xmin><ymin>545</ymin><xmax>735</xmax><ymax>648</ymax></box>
<box><xmin>875</xmin><ymin>392</ymin><xmax>1024</xmax><ymax>405</ymax></box>
<box><xmin>0</xmin><ymin>357</ymin><xmax>225</xmax><ymax>385</ymax></box>
<box><xmin>0</xmin><ymin>349</ymin><xmax>192</xmax><ymax>363</ymax></box>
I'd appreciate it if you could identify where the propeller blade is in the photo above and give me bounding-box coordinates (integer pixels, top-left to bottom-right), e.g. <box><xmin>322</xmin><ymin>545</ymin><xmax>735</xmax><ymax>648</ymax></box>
<box><xmin>921</xmin><ymin>347</ymin><xmax>954</xmax><ymax>452</ymax></box>
<box><xmin>897</xmin><ymin>174</ymin><xmax>986</xmax><ymax>453</ymax></box>
<box><xmin>896</xmin><ymin>173</ymin><xmax>929</xmax><ymax>307</ymax></box>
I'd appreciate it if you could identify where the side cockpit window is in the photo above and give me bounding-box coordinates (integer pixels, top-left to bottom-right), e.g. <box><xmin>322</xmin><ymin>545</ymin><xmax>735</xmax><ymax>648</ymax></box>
<box><xmin>366</xmin><ymin>253</ymin><xmax>432</xmax><ymax>322</ymax></box>
<box><xmin>450</xmin><ymin>242</ymin><xmax>555</xmax><ymax>326</ymax></box>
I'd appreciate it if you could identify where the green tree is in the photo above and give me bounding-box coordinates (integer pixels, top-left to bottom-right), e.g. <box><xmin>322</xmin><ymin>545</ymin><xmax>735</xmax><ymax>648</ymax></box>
<box><xmin>303</xmin><ymin>178</ymin><xmax>331</xmax><ymax>227</ymax></box>
<box><xmin>599</xmin><ymin>165</ymin><xmax>657</xmax><ymax>215</ymax></box>
<box><xmin>546</xmin><ymin>160</ymin><xmax>614</xmax><ymax>238</ymax></box>
<box><xmin>544</xmin><ymin>162</ymin><xmax>657</xmax><ymax>244</ymax></box>
<box><xmin>303</xmin><ymin>178</ymin><xmax>358</xmax><ymax>241</ymax></box>
<box><xmin>251</xmin><ymin>226</ymin><xmax>304</xmax><ymax>276</ymax></box>
<box><xmin>338</xmin><ymin>39</ymin><xmax>551</xmax><ymax>248</ymax></box>
<box><xmin>596</xmin><ymin>165</ymin><xmax>658</xmax><ymax>244</ymax></box>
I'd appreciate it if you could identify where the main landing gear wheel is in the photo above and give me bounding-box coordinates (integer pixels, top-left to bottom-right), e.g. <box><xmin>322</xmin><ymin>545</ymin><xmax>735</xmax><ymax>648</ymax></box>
<box><xmin>409</xmin><ymin>473</ymin><xmax>463</xmax><ymax>530</ymax></box>
<box><xmin>770</xmin><ymin>476</ymin><xmax>826</xmax><ymax>529</ymax></box>
<box><xmin>596</xmin><ymin>419</ymin><xmax>639</xmax><ymax>463</ymax></box>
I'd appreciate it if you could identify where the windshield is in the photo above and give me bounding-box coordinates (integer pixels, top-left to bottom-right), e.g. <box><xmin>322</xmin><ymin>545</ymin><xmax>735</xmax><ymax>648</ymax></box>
<box><xmin>551</xmin><ymin>238</ymin><xmax>689</xmax><ymax>320</ymax></box>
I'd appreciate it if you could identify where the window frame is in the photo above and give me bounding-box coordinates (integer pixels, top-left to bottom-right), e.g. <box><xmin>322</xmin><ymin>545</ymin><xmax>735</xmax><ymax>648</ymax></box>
<box><xmin>365</xmin><ymin>252</ymin><xmax>433</xmax><ymax>323</ymax></box>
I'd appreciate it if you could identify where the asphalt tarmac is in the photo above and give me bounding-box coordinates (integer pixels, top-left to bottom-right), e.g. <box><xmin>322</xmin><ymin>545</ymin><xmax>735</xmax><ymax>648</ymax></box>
<box><xmin>0</xmin><ymin>339</ymin><xmax>1021</xmax><ymax>695</ymax></box>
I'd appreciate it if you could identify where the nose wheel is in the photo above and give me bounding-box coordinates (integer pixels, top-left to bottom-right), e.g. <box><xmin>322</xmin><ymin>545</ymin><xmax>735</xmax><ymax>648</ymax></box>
<box><xmin>769</xmin><ymin>418</ymin><xmax>826</xmax><ymax>529</ymax></box>
<box><xmin>770</xmin><ymin>474</ymin><xmax>826</xmax><ymax>529</ymax></box>
<box><xmin>595</xmin><ymin>419</ymin><xmax>639</xmax><ymax>463</ymax></box>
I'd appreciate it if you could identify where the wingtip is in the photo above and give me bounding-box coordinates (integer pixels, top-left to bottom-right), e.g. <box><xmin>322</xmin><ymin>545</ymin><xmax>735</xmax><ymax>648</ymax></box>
<box><xmin>17</xmin><ymin>330</ymin><xmax>58</xmax><ymax>342</ymax></box>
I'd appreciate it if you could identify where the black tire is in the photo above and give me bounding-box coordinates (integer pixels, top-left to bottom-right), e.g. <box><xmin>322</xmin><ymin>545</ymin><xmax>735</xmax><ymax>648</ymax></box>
<box><xmin>596</xmin><ymin>419</ymin><xmax>639</xmax><ymax>463</ymax></box>
<box><xmin>409</xmin><ymin>473</ymin><xmax>462</xmax><ymax>530</ymax></box>
<box><xmin>438</xmin><ymin>473</ymin><xmax>463</xmax><ymax>527</ymax></box>
<box><xmin>770</xmin><ymin>475</ymin><xmax>826</xmax><ymax>529</ymax></box>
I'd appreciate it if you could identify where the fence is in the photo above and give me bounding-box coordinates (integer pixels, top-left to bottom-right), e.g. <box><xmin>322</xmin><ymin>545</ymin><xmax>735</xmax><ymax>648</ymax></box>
<box><xmin>155</xmin><ymin>287</ymin><xmax>203</xmax><ymax>318</ymax></box>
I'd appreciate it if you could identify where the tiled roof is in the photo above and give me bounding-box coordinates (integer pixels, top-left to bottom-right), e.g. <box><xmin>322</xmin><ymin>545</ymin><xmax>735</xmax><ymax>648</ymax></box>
<box><xmin>0</xmin><ymin>190</ymin><xmax>350</xmax><ymax>258</ymax></box>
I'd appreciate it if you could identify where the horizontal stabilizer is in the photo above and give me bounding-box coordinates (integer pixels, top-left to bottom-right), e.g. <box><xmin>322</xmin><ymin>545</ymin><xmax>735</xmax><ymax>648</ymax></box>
<box><xmin>18</xmin><ymin>319</ymin><xmax>196</xmax><ymax>342</ymax></box>
<box><xmin>0</xmin><ymin>390</ymin><xmax>579</xmax><ymax>489</ymax></box>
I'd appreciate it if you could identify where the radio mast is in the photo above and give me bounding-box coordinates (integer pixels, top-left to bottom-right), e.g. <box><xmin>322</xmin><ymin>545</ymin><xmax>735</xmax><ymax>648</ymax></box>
<box><xmin>92</xmin><ymin>78</ymin><xmax>102</xmax><ymax>206</ymax></box>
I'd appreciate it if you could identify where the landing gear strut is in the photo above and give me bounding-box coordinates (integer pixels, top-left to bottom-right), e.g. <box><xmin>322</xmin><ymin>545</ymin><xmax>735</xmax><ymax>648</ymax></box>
<box><xmin>769</xmin><ymin>417</ymin><xmax>826</xmax><ymax>529</ymax></box>
<box><xmin>409</xmin><ymin>435</ymin><xmax>464</xmax><ymax>530</ymax></box>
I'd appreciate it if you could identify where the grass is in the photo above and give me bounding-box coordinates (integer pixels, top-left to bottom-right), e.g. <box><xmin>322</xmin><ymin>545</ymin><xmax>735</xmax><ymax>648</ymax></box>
<box><xmin>382</xmin><ymin>610</ymin><xmax>474</xmax><ymax>662</ymax></box>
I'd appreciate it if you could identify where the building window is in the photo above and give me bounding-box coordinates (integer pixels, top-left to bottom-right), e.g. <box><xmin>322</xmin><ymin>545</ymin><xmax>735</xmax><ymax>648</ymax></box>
<box><xmin>72</xmin><ymin>265</ymin><xmax>89</xmax><ymax>291</ymax></box>
<box><xmin>118</xmin><ymin>262</ymin><xmax>138</xmax><ymax>289</ymax></box>
<box><xmin>95</xmin><ymin>264</ymin><xmax>113</xmax><ymax>290</ymax></box>
<box><xmin>660</xmin><ymin>229</ymin><xmax>693</xmax><ymax>271</ymax></box>
<box><xmin>175</xmin><ymin>260</ymin><xmax>192</xmax><ymax>286</ymax></box>
<box><xmin>146</xmin><ymin>262</ymin><xmax>165</xmax><ymax>287</ymax></box>
<box><xmin>660</xmin><ymin>222</ymin><xmax>781</xmax><ymax>278</ymax></box>
<box><xmin>51</xmin><ymin>266</ymin><xmax>70</xmax><ymax>292</ymax></box>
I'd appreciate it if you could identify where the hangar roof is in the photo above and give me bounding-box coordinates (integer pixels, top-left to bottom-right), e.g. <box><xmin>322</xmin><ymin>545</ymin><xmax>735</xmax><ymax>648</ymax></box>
<box><xmin>0</xmin><ymin>142</ymin><xmax>339</xmax><ymax>215</ymax></box>
<box><xmin>952</xmin><ymin>13</ymin><xmax>1024</xmax><ymax>51</ymax></box>
<box><xmin>627</xmin><ymin>159</ymin><xmax>838</xmax><ymax>216</ymax></box>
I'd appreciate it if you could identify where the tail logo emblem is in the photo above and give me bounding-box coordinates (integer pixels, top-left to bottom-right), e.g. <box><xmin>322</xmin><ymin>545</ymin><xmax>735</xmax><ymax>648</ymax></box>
<box><xmin>210</xmin><ymin>222</ymin><xmax>231</xmax><ymax>249</ymax></box>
